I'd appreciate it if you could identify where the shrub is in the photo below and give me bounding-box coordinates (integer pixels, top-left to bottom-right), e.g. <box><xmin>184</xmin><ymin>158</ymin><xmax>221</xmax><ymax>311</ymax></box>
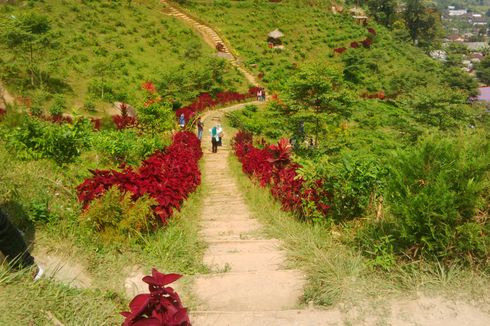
<box><xmin>121</xmin><ymin>268</ymin><xmax>190</xmax><ymax>326</ymax></box>
<box><xmin>91</xmin><ymin>130</ymin><xmax>166</xmax><ymax>165</ymax></box>
<box><xmin>4</xmin><ymin>115</ymin><xmax>92</xmax><ymax>165</ymax></box>
<box><xmin>81</xmin><ymin>187</ymin><xmax>157</xmax><ymax>244</ymax></box>
<box><xmin>77</xmin><ymin>131</ymin><xmax>202</xmax><ymax>224</ymax></box>
<box><xmin>359</xmin><ymin>134</ymin><xmax>490</xmax><ymax>265</ymax></box>
<box><xmin>232</xmin><ymin>131</ymin><xmax>331</xmax><ymax>221</ymax></box>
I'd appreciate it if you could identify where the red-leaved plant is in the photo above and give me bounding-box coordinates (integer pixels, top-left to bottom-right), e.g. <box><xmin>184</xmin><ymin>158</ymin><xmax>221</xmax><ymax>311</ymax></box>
<box><xmin>232</xmin><ymin>131</ymin><xmax>331</xmax><ymax>219</ymax></box>
<box><xmin>121</xmin><ymin>268</ymin><xmax>191</xmax><ymax>326</ymax></box>
<box><xmin>113</xmin><ymin>103</ymin><xmax>137</xmax><ymax>130</ymax></box>
<box><xmin>77</xmin><ymin>131</ymin><xmax>202</xmax><ymax>223</ymax></box>
<box><xmin>175</xmin><ymin>87</ymin><xmax>261</xmax><ymax>122</ymax></box>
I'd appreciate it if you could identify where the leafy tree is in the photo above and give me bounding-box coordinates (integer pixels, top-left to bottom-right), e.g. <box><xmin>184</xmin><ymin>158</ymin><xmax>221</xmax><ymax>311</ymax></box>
<box><xmin>366</xmin><ymin>0</ymin><xmax>398</xmax><ymax>27</ymax></box>
<box><xmin>404</xmin><ymin>85</ymin><xmax>469</xmax><ymax>130</ymax></box>
<box><xmin>0</xmin><ymin>12</ymin><xmax>53</xmax><ymax>86</ymax></box>
<box><xmin>475</xmin><ymin>56</ymin><xmax>490</xmax><ymax>85</ymax></box>
<box><xmin>286</xmin><ymin>64</ymin><xmax>353</xmax><ymax>146</ymax></box>
<box><xmin>403</xmin><ymin>0</ymin><xmax>444</xmax><ymax>48</ymax></box>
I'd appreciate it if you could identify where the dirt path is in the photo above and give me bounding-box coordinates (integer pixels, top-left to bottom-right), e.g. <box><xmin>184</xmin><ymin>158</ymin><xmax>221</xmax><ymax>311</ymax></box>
<box><xmin>191</xmin><ymin>104</ymin><xmax>335</xmax><ymax>325</ymax></box>
<box><xmin>161</xmin><ymin>0</ymin><xmax>259</xmax><ymax>87</ymax></box>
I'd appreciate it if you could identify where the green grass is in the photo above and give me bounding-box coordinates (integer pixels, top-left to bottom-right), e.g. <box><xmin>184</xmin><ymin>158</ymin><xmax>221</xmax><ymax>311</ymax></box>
<box><xmin>181</xmin><ymin>0</ymin><xmax>442</xmax><ymax>92</ymax></box>
<box><xmin>0</xmin><ymin>0</ymin><xmax>247</xmax><ymax>115</ymax></box>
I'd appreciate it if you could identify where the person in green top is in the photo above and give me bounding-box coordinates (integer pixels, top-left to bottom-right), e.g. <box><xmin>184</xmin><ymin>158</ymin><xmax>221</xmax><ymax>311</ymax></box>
<box><xmin>210</xmin><ymin>125</ymin><xmax>219</xmax><ymax>153</ymax></box>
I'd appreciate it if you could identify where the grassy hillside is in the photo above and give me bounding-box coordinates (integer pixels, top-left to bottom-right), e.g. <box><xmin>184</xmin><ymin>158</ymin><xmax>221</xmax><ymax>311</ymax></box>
<box><xmin>181</xmin><ymin>0</ymin><xmax>450</xmax><ymax>92</ymax></box>
<box><xmin>0</xmin><ymin>0</ymin><xmax>247</xmax><ymax>115</ymax></box>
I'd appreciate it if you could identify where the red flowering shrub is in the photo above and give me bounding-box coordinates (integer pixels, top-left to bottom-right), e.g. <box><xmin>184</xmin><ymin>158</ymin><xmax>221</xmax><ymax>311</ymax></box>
<box><xmin>142</xmin><ymin>81</ymin><xmax>157</xmax><ymax>94</ymax></box>
<box><xmin>121</xmin><ymin>268</ymin><xmax>190</xmax><ymax>326</ymax></box>
<box><xmin>361</xmin><ymin>38</ymin><xmax>373</xmax><ymax>48</ymax></box>
<box><xmin>232</xmin><ymin>131</ymin><xmax>331</xmax><ymax>220</ymax></box>
<box><xmin>367</xmin><ymin>27</ymin><xmax>376</xmax><ymax>35</ymax></box>
<box><xmin>334</xmin><ymin>47</ymin><xmax>347</xmax><ymax>54</ymax></box>
<box><xmin>350</xmin><ymin>41</ymin><xmax>359</xmax><ymax>49</ymax></box>
<box><xmin>0</xmin><ymin>108</ymin><xmax>6</xmax><ymax>118</ymax></box>
<box><xmin>77</xmin><ymin>131</ymin><xmax>202</xmax><ymax>223</ymax></box>
<box><xmin>48</xmin><ymin>114</ymin><xmax>73</xmax><ymax>124</ymax></box>
<box><xmin>91</xmin><ymin>118</ymin><xmax>101</xmax><ymax>131</ymax></box>
<box><xmin>113</xmin><ymin>103</ymin><xmax>138</xmax><ymax>130</ymax></box>
<box><xmin>175</xmin><ymin>87</ymin><xmax>259</xmax><ymax>122</ymax></box>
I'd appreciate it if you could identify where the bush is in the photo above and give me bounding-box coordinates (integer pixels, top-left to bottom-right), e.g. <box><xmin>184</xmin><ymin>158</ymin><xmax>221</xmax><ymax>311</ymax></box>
<box><xmin>359</xmin><ymin>134</ymin><xmax>490</xmax><ymax>265</ymax></box>
<box><xmin>81</xmin><ymin>187</ymin><xmax>157</xmax><ymax>244</ymax></box>
<box><xmin>91</xmin><ymin>130</ymin><xmax>166</xmax><ymax>165</ymax></box>
<box><xmin>298</xmin><ymin>154</ymin><xmax>386</xmax><ymax>221</ymax></box>
<box><xmin>3</xmin><ymin>115</ymin><xmax>92</xmax><ymax>165</ymax></box>
<box><xmin>77</xmin><ymin>131</ymin><xmax>202</xmax><ymax>224</ymax></box>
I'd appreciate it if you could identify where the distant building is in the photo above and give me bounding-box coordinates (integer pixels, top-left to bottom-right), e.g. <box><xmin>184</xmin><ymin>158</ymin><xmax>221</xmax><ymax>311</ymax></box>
<box><xmin>463</xmin><ymin>42</ymin><xmax>489</xmax><ymax>51</ymax></box>
<box><xmin>449</xmin><ymin>9</ymin><xmax>467</xmax><ymax>16</ymax></box>
<box><xmin>430</xmin><ymin>50</ymin><xmax>447</xmax><ymax>61</ymax></box>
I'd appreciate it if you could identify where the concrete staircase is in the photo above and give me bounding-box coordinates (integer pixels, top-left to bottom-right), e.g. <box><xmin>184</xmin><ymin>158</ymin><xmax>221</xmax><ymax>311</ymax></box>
<box><xmin>191</xmin><ymin>109</ymin><xmax>331</xmax><ymax>325</ymax></box>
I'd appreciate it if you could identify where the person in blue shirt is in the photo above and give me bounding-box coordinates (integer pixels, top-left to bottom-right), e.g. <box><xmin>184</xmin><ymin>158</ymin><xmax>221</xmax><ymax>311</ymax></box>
<box><xmin>179</xmin><ymin>113</ymin><xmax>185</xmax><ymax>129</ymax></box>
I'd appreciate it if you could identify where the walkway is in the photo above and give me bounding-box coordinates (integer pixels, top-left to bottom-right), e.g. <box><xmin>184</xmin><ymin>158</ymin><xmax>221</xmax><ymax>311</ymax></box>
<box><xmin>161</xmin><ymin>0</ymin><xmax>259</xmax><ymax>87</ymax></box>
<box><xmin>191</xmin><ymin>104</ymin><xmax>334</xmax><ymax>325</ymax></box>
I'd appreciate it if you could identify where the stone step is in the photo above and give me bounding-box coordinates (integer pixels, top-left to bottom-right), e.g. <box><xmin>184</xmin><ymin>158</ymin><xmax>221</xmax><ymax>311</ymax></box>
<box><xmin>206</xmin><ymin>239</ymin><xmax>281</xmax><ymax>255</ymax></box>
<box><xmin>204</xmin><ymin>251</ymin><xmax>283</xmax><ymax>273</ymax></box>
<box><xmin>200</xmin><ymin>219</ymin><xmax>260</xmax><ymax>231</ymax></box>
<box><xmin>190</xmin><ymin>310</ymin><xmax>340</xmax><ymax>326</ymax></box>
<box><xmin>193</xmin><ymin>270</ymin><xmax>305</xmax><ymax>311</ymax></box>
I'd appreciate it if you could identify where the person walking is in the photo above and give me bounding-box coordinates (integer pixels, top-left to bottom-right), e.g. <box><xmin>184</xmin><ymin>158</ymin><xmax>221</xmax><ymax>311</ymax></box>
<box><xmin>0</xmin><ymin>209</ymin><xmax>43</xmax><ymax>280</ymax></box>
<box><xmin>216</xmin><ymin>123</ymin><xmax>224</xmax><ymax>147</ymax></box>
<box><xmin>197</xmin><ymin>117</ymin><xmax>204</xmax><ymax>141</ymax></box>
<box><xmin>179</xmin><ymin>113</ymin><xmax>185</xmax><ymax>129</ymax></box>
<box><xmin>210</xmin><ymin>125</ymin><xmax>219</xmax><ymax>153</ymax></box>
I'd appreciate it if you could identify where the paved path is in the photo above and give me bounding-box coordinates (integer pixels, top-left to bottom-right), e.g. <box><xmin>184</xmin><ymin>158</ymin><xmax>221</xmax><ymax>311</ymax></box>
<box><xmin>161</xmin><ymin>0</ymin><xmax>259</xmax><ymax>87</ymax></box>
<box><xmin>190</xmin><ymin>104</ymin><xmax>333</xmax><ymax>325</ymax></box>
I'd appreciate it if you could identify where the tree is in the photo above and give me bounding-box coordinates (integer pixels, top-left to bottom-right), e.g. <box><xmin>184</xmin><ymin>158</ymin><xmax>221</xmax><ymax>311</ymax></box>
<box><xmin>286</xmin><ymin>64</ymin><xmax>353</xmax><ymax>146</ymax></box>
<box><xmin>0</xmin><ymin>12</ymin><xmax>53</xmax><ymax>86</ymax></box>
<box><xmin>403</xmin><ymin>0</ymin><xmax>443</xmax><ymax>48</ymax></box>
<box><xmin>476</xmin><ymin>56</ymin><xmax>490</xmax><ymax>85</ymax></box>
<box><xmin>367</xmin><ymin>0</ymin><xmax>398</xmax><ymax>27</ymax></box>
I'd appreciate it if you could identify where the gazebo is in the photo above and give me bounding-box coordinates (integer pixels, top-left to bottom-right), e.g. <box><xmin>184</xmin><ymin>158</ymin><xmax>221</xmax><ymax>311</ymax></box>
<box><xmin>267</xmin><ymin>29</ymin><xmax>284</xmax><ymax>46</ymax></box>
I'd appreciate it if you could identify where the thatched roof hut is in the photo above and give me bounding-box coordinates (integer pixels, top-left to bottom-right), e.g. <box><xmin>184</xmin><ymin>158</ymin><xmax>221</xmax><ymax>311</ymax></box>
<box><xmin>268</xmin><ymin>29</ymin><xmax>284</xmax><ymax>39</ymax></box>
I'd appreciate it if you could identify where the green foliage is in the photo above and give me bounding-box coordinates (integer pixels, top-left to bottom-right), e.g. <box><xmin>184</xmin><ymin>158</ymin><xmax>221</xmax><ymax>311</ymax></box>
<box><xmin>403</xmin><ymin>0</ymin><xmax>444</xmax><ymax>48</ymax></box>
<box><xmin>49</xmin><ymin>94</ymin><xmax>66</xmax><ymax>116</ymax></box>
<box><xmin>137</xmin><ymin>102</ymin><xmax>175</xmax><ymax>134</ymax></box>
<box><xmin>401</xmin><ymin>85</ymin><xmax>470</xmax><ymax>130</ymax></box>
<box><xmin>2</xmin><ymin>115</ymin><xmax>92</xmax><ymax>165</ymax></box>
<box><xmin>81</xmin><ymin>187</ymin><xmax>158</xmax><ymax>245</ymax></box>
<box><xmin>91</xmin><ymin>129</ymin><xmax>167</xmax><ymax>165</ymax></box>
<box><xmin>286</xmin><ymin>64</ymin><xmax>354</xmax><ymax>145</ymax></box>
<box><xmin>366</xmin><ymin>0</ymin><xmax>398</xmax><ymax>27</ymax></box>
<box><xmin>297</xmin><ymin>154</ymin><xmax>386</xmax><ymax>221</ymax></box>
<box><xmin>0</xmin><ymin>11</ymin><xmax>54</xmax><ymax>86</ymax></box>
<box><xmin>0</xmin><ymin>0</ymin><xmax>246</xmax><ymax>109</ymax></box>
<box><xmin>366</xmin><ymin>134</ymin><xmax>489</xmax><ymax>264</ymax></box>
<box><xmin>476</xmin><ymin>56</ymin><xmax>490</xmax><ymax>85</ymax></box>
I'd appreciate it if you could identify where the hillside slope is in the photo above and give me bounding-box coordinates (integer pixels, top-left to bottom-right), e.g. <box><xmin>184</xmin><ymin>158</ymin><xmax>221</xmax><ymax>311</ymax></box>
<box><xmin>0</xmin><ymin>0</ymin><xmax>246</xmax><ymax>114</ymax></box>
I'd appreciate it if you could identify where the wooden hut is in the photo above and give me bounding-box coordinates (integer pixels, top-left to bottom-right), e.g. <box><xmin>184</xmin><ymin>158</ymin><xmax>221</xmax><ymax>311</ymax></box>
<box><xmin>267</xmin><ymin>29</ymin><xmax>284</xmax><ymax>47</ymax></box>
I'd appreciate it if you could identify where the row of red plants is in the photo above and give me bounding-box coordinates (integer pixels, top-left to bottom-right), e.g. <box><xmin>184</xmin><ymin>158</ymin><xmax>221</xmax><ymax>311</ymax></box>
<box><xmin>232</xmin><ymin>131</ymin><xmax>331</xmax><ymax>219</ymax></box>
<box><xmin>77</xmin><ymin>131</ymin><xmax>202</xmax><ymax>223</ymax></box>
<box><xmin>175</xmin><ymin>87</ymin><xmax>262</xmax><ymax>122</ymax></box>
<box><xmin>334</xmin><ymin>27</ymin><xmax>376</xmax><ymax>54</ymax></box>
<box><xmin>121</xmin><ymin>268</ymin><xmax>191</xmax><ymax>326</ymax></box>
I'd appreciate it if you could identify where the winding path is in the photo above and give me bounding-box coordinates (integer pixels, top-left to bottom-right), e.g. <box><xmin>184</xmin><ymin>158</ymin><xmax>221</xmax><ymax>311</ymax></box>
<box><xmin>191</xmin><ymin>104</ymin><xmax>335</xmax><ymax>325</ymax></box>
<box><xmin>161</xmin><ymin>0</ymin><xmax>259</xmax><ymax>87</ymax></box>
